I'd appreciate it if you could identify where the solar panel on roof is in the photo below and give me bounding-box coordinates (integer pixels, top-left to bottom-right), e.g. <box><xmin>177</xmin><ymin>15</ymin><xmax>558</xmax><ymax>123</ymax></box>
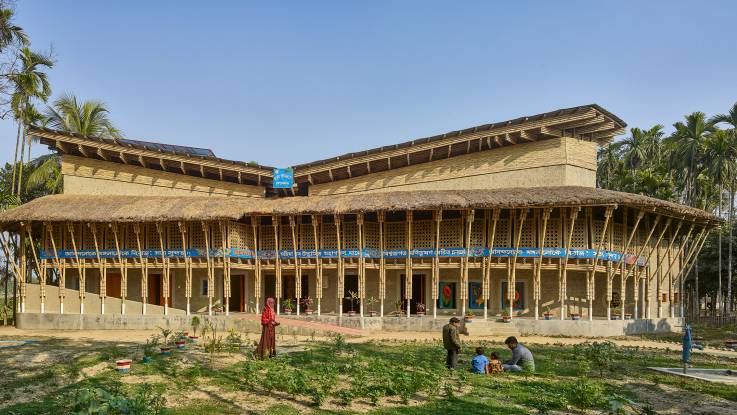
<box><xmin>118</xmin><ymin>138</ymin><xmax>215</xmax><ymax>157</ymax></box>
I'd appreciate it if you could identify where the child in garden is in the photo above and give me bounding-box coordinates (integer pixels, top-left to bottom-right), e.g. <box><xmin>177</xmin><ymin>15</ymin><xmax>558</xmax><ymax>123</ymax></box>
<box><xmin>487</xmin><ymin>351</ymin><xmax>503</xmax><ymax>374</ymax></box>
<box><xmin>471</xmin><ymin>346</ymin><xmax>490</xmax><ymax>374</ymax></box>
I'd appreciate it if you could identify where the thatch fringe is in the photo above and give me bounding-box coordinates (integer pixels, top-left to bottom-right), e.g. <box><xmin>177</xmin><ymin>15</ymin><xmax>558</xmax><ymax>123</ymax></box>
<box><xmin>0</xmin><ymin>186</ymin><xmax>717</xmax><ymax>227</ymax></box>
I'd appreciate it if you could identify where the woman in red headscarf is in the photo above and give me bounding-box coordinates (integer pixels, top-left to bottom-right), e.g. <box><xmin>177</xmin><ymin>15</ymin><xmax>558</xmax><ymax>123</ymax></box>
<box><xmin>255</xmin><ymin>297</ymin><xmax>279</xmax><ymax>359</ymax></box>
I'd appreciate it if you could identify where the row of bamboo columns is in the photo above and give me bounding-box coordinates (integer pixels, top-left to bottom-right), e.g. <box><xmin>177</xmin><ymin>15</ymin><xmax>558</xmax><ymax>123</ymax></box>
<box><xmin>0</xmin><ymin>205</ymin><xmax>710</xmax><ymax>321</ymax></box>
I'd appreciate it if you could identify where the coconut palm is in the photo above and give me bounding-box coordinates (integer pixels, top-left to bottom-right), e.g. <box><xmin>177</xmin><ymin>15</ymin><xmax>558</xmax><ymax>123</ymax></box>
<box><xmin>0</xmin><ymin>6</ymin><xmax>28</xmax><ymax>52</ymax></box>
<box><xmin>711</xmin><ymin>102</ymin><xmax>737</xmax><ymax>315</ymax></box>
<box><xmin>24</xmin><ymin>154</ymin><xmax>62</xmax><ymax>195</ymax></box>
<box><xmin>9</xmin><ymin>47</ymin><xmax>53</xmax><ymax>195</ymax></box>
<box><xmin>44</xmin><ymin>93</ymin><xmax>122</xmax><ymax>139</ymax></box>
<box><xmin>619</xmin><ymin>125</ymin><xmax>665</xmax><ymax>170</ymax></box>
<box><xmin>666</xmin><ymin>112</ymin><xmax>715</xmax><ymax>206</ymax></box>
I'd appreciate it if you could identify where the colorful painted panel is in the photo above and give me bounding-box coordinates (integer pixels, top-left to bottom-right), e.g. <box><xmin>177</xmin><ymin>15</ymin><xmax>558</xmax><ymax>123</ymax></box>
<box><xmin>468</xmin><ymin>281</ymin><xmax>485</xmax><ymax>309</ymax></box>
<box><xmin>501</xmin><ymin>281</ymin><xmax>525</xmax><ymax>310</ymax></box>
<box><xmin>437</xmin><ymin>281</ymin><xmax>456</xmax><ymax>309</ymax></box>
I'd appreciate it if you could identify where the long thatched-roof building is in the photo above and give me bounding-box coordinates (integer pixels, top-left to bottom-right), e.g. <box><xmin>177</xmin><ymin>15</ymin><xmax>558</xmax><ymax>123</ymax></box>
<box><xmin>0</xmin><ymin>104</ymin><xmax>717</xmax><ymax>335</ymax></box>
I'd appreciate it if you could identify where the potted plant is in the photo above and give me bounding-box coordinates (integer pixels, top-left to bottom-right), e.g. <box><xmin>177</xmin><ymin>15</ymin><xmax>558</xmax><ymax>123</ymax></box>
<box><xmin>143</xmin><ymin>335</ymin><xmax>159</xmax><ymax>363</ymax></box>
<box><xmin>624</xmin><ymin>311</ymin><xmax>633</xmax><ymax>320</ymax></box>
<box><xmin>175</xmin><ymin>330</ymin><xmax>187</xmax><ymax>350</ymax></box>
<box><xmin>115</xmin><ymin>358</ymin><xmax>133</xmax><ymax>373</ymax></box>
<box><xmin>393</xmin><ymin>300</ymin><xmax>404</xmax><ymax>317</ymax></box>
<box><xmin>158</xmin><ymin>327</ymin><xmax>173</xmax><ymax>355</ymax></box>
<box><xmin>464</xmin><ymin>309</ymin><xmax>475</xmax><ymax>322</ymax></box>
<box><xmin>301</xmin><ymin>297</ymin><xmax>315</xmax><ymax>315</ymax></box>
<box><xmin>570</xmin><ymin>312</ymin><xmax>581</xmax><ymax>321</ymax></box>
<box><xmin>189</xmin><ymin>316</ymin><xmax>201</xmax><ymax>342</ymax></box>
<box><xmin>611</xmin><ymin>307</ymin><xmax>622</xmax><ymax>320</ymax></box>
<box><xmin>366</xmin><ymin>296</ymin><xmax>379</xmax><ymax>317</ymax></box>
<box><xmin>416</xmin><ymin>302</ymin><xmax>426</xmax><ymax>317</ymax></box>
<box><xmin>543</xmin><ymin>306</ymin><xmax>553</xmax><ymax>320</ymax></box>
<box><xmin>345</xmin><ymin>290</ymin><xmax>359</xmax><ymax>316</ymax></box>
<box><xmin>501</xmin><ymin>309</ymin><xmax>512</xmax><ymax>323</ymax></box>
<box><xmin>213</xmin><ymin>304</ymin><xmax>224</xmax><ymax>314</ymax></box>
<box><xmin>283</xmin><ymin>298</ymin><xmax>295</xmax><ymax>314</ymax></box>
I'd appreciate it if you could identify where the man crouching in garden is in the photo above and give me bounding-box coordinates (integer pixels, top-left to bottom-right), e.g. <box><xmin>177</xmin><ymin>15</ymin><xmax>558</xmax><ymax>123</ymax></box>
<box><xmin>503</xmin><ymin>336</ymin><xmax>535</xmax><ymax>373</ymax></box>
<box><xmin>442</xmin><ymin>317</ymin><xmax>462</xmax><ymax>370</ymax></box>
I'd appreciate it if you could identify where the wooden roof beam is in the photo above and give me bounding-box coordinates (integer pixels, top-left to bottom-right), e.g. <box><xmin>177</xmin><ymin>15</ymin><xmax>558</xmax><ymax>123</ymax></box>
<box><xmin>518</xmin><ymin>130</ymin><xmax>536</xmax><ymax>142</ymax></box>
<box><xmin>119</xmin><ymin>152</ymin><xmax>129</xmax><ymax>164</ymax></box>
<box><xmin>591</xmin><ymin>128</ymin><xmax>626</xmax><ymax>140</ymax></box>
<box><xmin>138</xmin><ymin>155</ymin><xmax>147</xmax><ymax>168</ymax></box>
<box><xmin>573</xmin><ymin>121</ymin><xmax>615</xmax><ymax>136</ymax></box>
<box><xmin>347</xmin><ymin>165</ymin><xmax>352</xmax><ymax>178</ymax></box>
<box><xmin>97</xmin><ymin>148</ymin><xmax>109</xmax><ymax>161</ymax></box>
<box><xmin>503</xmin><ymin>133</ymin><xmax>515</xmax><ymax>145</ymax></box>
<box><xmin>238</xmin><ymin>171</ymin><xmax>243</xmax><ymax>184</ymax></box>
<box><xmin>538</xmin><ymin>126</ymin><xmax>563</xmax><ymax>137</ymax></box>
<box><xmin>428</xmin><ymin>147</ymin><xmax>434</xmax><ymax>162</ymax></box>
<box><xmin>159</xmin><ymin>158</ymin><xmax>166</xmax><ymax>172</ymax></box>
<box><xmin>199</xmin><ymin>164</ymin><xmax>205</xmax><ymax>178</ymax></box>
<box><xmin>179</xmin><ymin>161</ymin><xmax>186</xmax><ymax>174</ymax></box>
<box><xmin>77</xmin><ymin>144</ymin><xmax>89</xmax><ymax>157</ymax></box>
<box><xmin>366</xmin><ymin>161</ymin><xmax>372</xmax><ymax>174</ymax></box>
<box><xmin>55</xmin><ymin>140</ymin><xmax>68</xmax><ymax>153</ymax></box>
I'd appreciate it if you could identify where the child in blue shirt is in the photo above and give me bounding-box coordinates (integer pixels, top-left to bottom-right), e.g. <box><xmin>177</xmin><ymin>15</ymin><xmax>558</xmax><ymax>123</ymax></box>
<box><xmin>471</xmin><ymin>346</ymin><xmax>490</xmax><ymax>374</ymax></box>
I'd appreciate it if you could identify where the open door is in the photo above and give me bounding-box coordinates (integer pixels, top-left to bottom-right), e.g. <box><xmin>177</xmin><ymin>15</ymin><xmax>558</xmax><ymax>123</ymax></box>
<box><xmin>148</xmin><ymin>274</ymin><xmax>164</xmax><ymax>306</ymax></box>
<box><xmin>401</xmin><ymin>274</ymin><xmax>426</xmax><ymax>314</ymax></box>
<box><xmin>230</xmin><ymin>275</ymin><xmax>243</xmax><ymax>312</ymax></box>
<box><xmin>342</xmin><ymin>275</ymin><xmax>359</xmax><ymax>313</ymax></box>
<box><xmin>106</xmin><ymin>274</ymin><xmax>121</xmax><ymax>298</ymax></box>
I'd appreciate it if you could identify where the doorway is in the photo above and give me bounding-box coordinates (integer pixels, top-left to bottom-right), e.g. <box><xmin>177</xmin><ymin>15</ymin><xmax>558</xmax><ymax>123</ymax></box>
<box><xmin>264</xmin><ymin>275</ymin><xmax>276</xmax><ymax>301</ymax></box>
<box><xmin>342</xmin><ymin>275</ymin><xmax>359</xmax><ymax>313</ymax></box>
<box><xmin>230</xmin><ymin>275</ymin><xmax>244</xmax><ymax>312</ymax></box>
<box><xmin>106</xmin><ymin>274</ymin><xmax>121</xmax><ymax>298</ymax></box>
<box><xmin>401</xmin><ymin>274</ymin><xmax>426</xmax><ymax>314</ymax></box>
<box><xmin>148</xmin><ymin>274</ymin><xmax>164</xmax><ymax>306</ymax></box>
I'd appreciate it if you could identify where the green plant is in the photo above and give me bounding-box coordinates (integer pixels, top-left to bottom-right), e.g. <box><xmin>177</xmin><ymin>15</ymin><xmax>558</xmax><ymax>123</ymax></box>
<box><xmin>574</xmin><ymin>341</ymin><xmax>618</xmax><ymax>377</ymax></box>
<box><xmin>143</xmin><ymin>335</ymin><xmax>160</xmax><ymax>357</ymax></box>
<box><xmin>63</xmin><ymin>383</ymin><xmax>166</xmax><ymax>415</ymax></box>
<box><xmin>346</xmin><ymin>290</ymin><xmax>359</xmax><ymax>313</ymax></box>
<box><xmin>158</xmin><ymin>327</ymin><xmax>173</xmax><ymax>346</ymax></box>
<box><xmin>225</xmin><ymin>329</ymin><xmax>243</xmax><ymax>353</ymax></box>
<box><xmin>366</xmin><ymin>296</ymin><xmax>378</xmax><ymax>313</ymax></box>
<box><xmin>394</xmin><ymin>300</ymin><xmax>403</xmax><ymax>315</ymax></box>
<box><xmin>564</xmin><ymin>378</ymin><xmax>603</xmax><ymax>410</ymax></box>
<box><xmin>301</xmin><ymin>296</ymin><xmax>314</xmax><ymax>311</ymax></box>
<box><xmin>190</xmin><ymin>315</ymin><xmax>201</xmax><ymax>337</ymax></box>
<box><xmin>282</xmin><ymin>298</ymin><xmax>295</xmax><ymax>312</ymax></box>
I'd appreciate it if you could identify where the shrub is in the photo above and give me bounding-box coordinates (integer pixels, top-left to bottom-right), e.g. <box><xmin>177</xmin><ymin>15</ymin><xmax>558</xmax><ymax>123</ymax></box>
<box><xmin>564</xmin><ymin>378</ymin><xmax>603</xmax><ymax>409</ymax></box>
<box><xmin>63</xmin><ymin>383</ymin><xmax>166</xmax><ymax>415</ymax></box>
<box><xmin>573</xmin><ymin>341</ymin><xmax>618</xmax><ymax>376</ymax></box>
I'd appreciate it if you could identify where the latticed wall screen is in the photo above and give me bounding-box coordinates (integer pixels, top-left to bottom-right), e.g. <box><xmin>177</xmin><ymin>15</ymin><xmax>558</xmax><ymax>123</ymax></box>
<box><xmin>364</xmin><ymin>222</ymin><xmax>380</xmax><ymax>249</ymax></box>
<box><xmin>571</xmin><ymin>220</ymin><xmax>588</xmax><ymax>248</ymax></box>
<box><xmin>105</xmin><ymin>225</ymin><xmax>119</xmax><ymax>250</ymax></box>
<box><xmin>385</xmin><ymin>221</ymin><xmax>406</xmax><ymax>249</ymax></box>
<box><xmin>279</xmin><ymin>224</ymin><xmax>294</xmax><ymax>250</ymax></box>
<box><xmin>299</xmin><ymin>224</ymin><xmax>315</xmax><ymax>250</ymax></box>
<box><xmin>470</xmin><ymin>219</ymin><xmax>485</xmax><ymax>247</ymax></box>
<box><xmin>544</xmin><ymin>218</ymin><xmax>561</xmax><ymax>247</ymax></box>
<box><xmin>167</xmin><ymin>223</ymin><xmax>182</xmax><ymax>249</ymax></box>
<box><xmin>212</xmin><ymin>224</ymin><xmax>225</xmax><ymax>249</ymax></box>
<box><xmin>228</xmin><ymin>222</ymin><xmax>249</xmax><ymax>249</ymax></box>
<box><xmin>342</xmin><ymin>222</ymin><xmax>359</xmax><ymax>249</ymax></box>
<box><xmin>613</xmin><ymin>223</ymin><xmax>625</xmax><ymax>251</ymax></box>
<box><xmin>146</xmin><ymin>224</ymin><xmax>160</xmax><ymax>250</ymax></box>
<box><xmin>412</xmin><ymin>220</ymin><xmax>433</xmax><ymax>248</ymax></box>
<box><xmin>494</xmin><ymin>219</ymin><xmax>510</xmax><ymax>247</ymax></box>
<box><xmin>189</xmin><ymin>224</ymin><xmax>207</xmax><ymax>249</ymax></box>
<box><xmin>260</xmin><ymin>225</ymin><xmax>276</xmax><ymax>250</ymax></box>
<box><xmin>125</xmin><ymin>224</ymin><xmax>138</xmax><ymax>249</ymax></box>
<box><xmin>83</xmin><ymin>224</ymin><xmax>96</xmax><ymax>250</ymax></box>
<box><xmin>439</xmin><ymin>218</ymin><xmax>462</xmax><ymax>247</ymax></box>
<box><xmin>45</xmin><ymin>223</ymin><xmax>63</xmax><ymax>250</ymax></box>
<box><xmin>519</xmin><ymin>218</ymin><xmax>536</xmax><ymax>247</ymax></box>
<box><xmin>592</xmin><ymin>220</ymin><xmax>606</xmax><ymax>250</ymax></box>
<box><xmin>321</xmin><ymin>223</ymin><xmax>337</xmax><ymax>249</ymax></box>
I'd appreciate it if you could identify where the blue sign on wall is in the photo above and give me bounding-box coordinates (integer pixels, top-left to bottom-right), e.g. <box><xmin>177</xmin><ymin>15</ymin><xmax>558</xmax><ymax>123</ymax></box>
<box><xmin>273</xmin><ymin>168</ymin><xmax>294</xmax><ymax>189</ymax></box>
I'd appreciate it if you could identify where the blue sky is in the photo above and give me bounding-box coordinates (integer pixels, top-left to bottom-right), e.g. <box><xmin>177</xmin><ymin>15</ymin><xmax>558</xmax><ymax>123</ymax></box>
<box><xmin>3</xmin><ymin>1</ymin><xmax>737</xmax><ymax>166</ymax></box>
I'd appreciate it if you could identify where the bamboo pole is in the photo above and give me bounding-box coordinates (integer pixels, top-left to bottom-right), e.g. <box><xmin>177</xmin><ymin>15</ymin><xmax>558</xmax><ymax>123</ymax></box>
<box><xmin>45</xmin><ymin>223</ymin><xmax>65</xmax><ymax>313</ymax></box>
<box><xmin>433</xmin><ymin>210</ymin><xmax>441</xmax><ymax>319</ymax></box>
<box><xmin>509</xmin><ymin>209</ymin><xmax>528</xmax><ymax>320</ymax></box>
<box><xmin>623</xmin><ymin>215</ymin><xmax>661</xmax><ymax>318</ymax></box>
<box><xmin>591</xmin><ymin>207</ymin><xmax>615</xmax><ymax>320</ymax></box>
<box><xmin>640</xmin><ymin>217</ymin><xmax>672</xmax><ymax>319</ymax></box>
<box><xmin>67</xmin><ymin>223</ymin><xmax>85</xmax><ymax>314</ymax></box>
<box><xmin>23</xmin><ymin>224</ymin><xmax>44</xmax><ymax>314</ymax></box>
<box><xmin>289</xmin><ymin>216</ymin><xmax>300</xmax><ymax>316</ymax></box>
<box><xmin>662</xmin><ymin>222</ymin><xmax>694</xmax><ymax>318</ymax></box>
<box><xmin>462</xmin><ymin>209</ymin><xmax>474</xmax><ymax>318</ymax></box>
<box><xmin>357</xmin><ymin>213</ymin><xmax>365</xmax><ymax>319</ymax></box>
<box><xmin>406</xmin><ymin>211</ymin><xmax>413</xmax><ymax>318</ymax></box>
<box><xmin>535</xmin><ymin>208</ymin><xmax>551</xmax><ymax>320</ymax></box>
<box><xmin>0</xmin><ymin>233</ymin><xmax>23</xmax><ymax>312</ymax></box>
<box><xmin>560</xmin><ymin>208</ymin><xmax>579</xmax><ymax>320</ymax></box>
<box><xmin>335</xmin><ymin>214</ymin><xmax>343</xmax><ymax>317</ymax></box>
<box><xmin>220</xmin><ymin>221</ymin><xmax>230</xmax><ymax>315</ymax></box>
<box><xmin>178</xmin><ymin>222</ymin><xmax>191</xmax><ymax>315</ymax></box>
<box><xmin>90</xmin><ymin>224</ymin><xmax>106</xmax><ymax>314</ymax></box>
<box><xmin>251</xmin><ymin>216</ymin><xmax>260</xmax><ymax>313</ymax></box>
<box><xmin>654</xmin><ymin>219</ymin><xmax>683</xmax><ymax>318</ymax></box>
<box><xmin>202</xmin><ymin>221</ymin><xmax>214</xmax><ymax>316</ymax></box>
<box><xmin>311</xmin><ymin>215</ymin><xmax>321</xmax><ymax>315</ymax></box>
<box><xmin>155</xmin><ymin>222</ymin><xmax>169</xmax><ymax>315</ymax></box>
<box><xmin>672</xmin><ymin>227</ymin><xmax>707</xmax><ymax>317</ymax></box>
<box><xmin>112</xmin><ymin>224</ymin><xmax>127</xmax><ymax>315</ymax></box>
<box><xmin>378</xmin><ymin>211</ymin><xmax>385</xmax><ymax>317</ymax></box>
<box><xmin>273</xmin><ymin>216</ymin><xmax>281</xmax><ymax>315</ymax></box>
<box><xmin>133</xmin><ymin>224</ymin><xmax>148</xmax><ymax>315</ymax></box>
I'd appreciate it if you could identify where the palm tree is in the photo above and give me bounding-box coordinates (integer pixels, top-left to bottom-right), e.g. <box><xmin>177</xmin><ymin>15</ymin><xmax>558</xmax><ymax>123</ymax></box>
<box><xmin>25</xmin><ymin>154</ymin><xmax>62</xmax><ymax>195</ymax></box>
<box><xmin>619</xmin><ymin>125</ymin><xmax>664</xmax><ymax>170</ymax></box>
<box><xmin>0</xmin><ymin>6</ymin><xmax>28</xmax><ymax>52</ymax></box>
<box><xmin>44</xmin><ymin>93</ymin><xmax>122</xmax><ymax>139</ymax></box>
<box><xmin>666</xmin><ymin>112</ymin><xmax>715</xmax><ymax>206</ymax></box>
<box><xmin>711</xmin><ymin>102</ymin><xmax>737</xmax><ymax>315</ymax></box>
<box><xmin>9</xmin><ymin>47</ymin><xmax>53</xmax><ymax>195</ymax></box>
<box><xmin>704</xmin><ymin>129</ymin><xmax>737</xmax><ymax>312</ymax></box>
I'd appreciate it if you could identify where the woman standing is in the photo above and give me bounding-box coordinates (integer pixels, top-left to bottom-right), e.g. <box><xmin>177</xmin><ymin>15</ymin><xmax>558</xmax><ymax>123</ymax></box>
<box><xmin>255</xmin><ymin>297</ymin><xmax>279</xmax><ymax>359</ymax></box>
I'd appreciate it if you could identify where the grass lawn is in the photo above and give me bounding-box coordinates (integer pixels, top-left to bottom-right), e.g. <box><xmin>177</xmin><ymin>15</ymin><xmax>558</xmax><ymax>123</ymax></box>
<box><xmin>1</xmin><ymin>331</ymin><xmax>736</xmax><ymax>415</ymax></box>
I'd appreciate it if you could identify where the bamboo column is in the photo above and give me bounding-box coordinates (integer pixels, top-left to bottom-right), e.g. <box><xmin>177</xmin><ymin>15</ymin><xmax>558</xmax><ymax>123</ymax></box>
<box><xmin>202</xmin><ymin>221</ymin><xmax>214</xmax><ymax>316</ymax></box>
<box><xmin>535</xmin><ymin>208</ymin><xmax>550</xmax><ymax>320</ymax></box>
<box><xmin>591</xmin><ymin>207</ymin><xmax>614</xmax><ymax>320</ymax></box>
<box><xmin>357</xmin><ymin>213</ymin><xmax>365</xmax><ymax>318</ymax></box>
<box><xmin>24</xmin><ymin>224</ymin><xmax>44</xmax><ymax>315</ymax></box>
<box><xmin>155</xmin><ymin>222</ymin><xmax>170</xmax><ymax>315</ymax></box>
<box><xmin>289</xmin><ymin>216</ymin><xmax>300</xmax><ymax>316</ymax></box>
<box><xmin>220</xmin><ymin>221</ymin><xmax>231</xmax><ymax>316</ymax></box>
<box><xmin>273</xmin><ymin>216</ymin><xmax>282</xmax><ymax>315</ymax></box>
<box><xmin>133</xmin><ymin>224</ymin><xmax>148</xmax><ymax>315</ymax></box>
<box><xmin>461</xmin><ymin>209</ymin><xmax>474</xmax><ymax>317</ymax></box>
<box><xmin>662</xmin><ymin>222</ymin><xmax>694</xmax><ymax>318</ymax></box>
<box><xmin>654</xmin><ymin>219</ymin><xmax>683</xmax><ymax>318</ymax></box>
<box><xmin>560</xmin><ymin>208</ymin><xmax>578</xmax><ymax>320</ymax></box>
<box><xmin>41</xmin><ymin>224</ymin><xmax>49</xmax><ymax>313</ymax></box>
<box><xmin>640</xmin><ymin>217</ymin><xmax>672</xmax><ymax>319</ymax></box>
<box><xmin>19</xmin><ymin>230</ymin><xmax>27</xmax><ymax>313</ymax></box>
<box><xmin>46</xmin><ymin>223</ymin><xmax>65</xmax><ymax>313</ymax></box>
<box><xmin>0</xmin><ymin>232</ymin><xmax>24</xmax><ymax>312</ymax></box>
<box><xmin>90</xmin><ymin>224</ymin><xmax>106</xmax><ymax>314</ymax></box>
<box><xmin>251</xmin><ymin>216</ymin><xmax>260</xmax><ymax>313</ymax></box>
<box><xmin>509</xmin><ymin>209</ymin><xmax>527</xmax><ymax>320</ymax></box>
<box><xmin>378</xmin><ymin>212</ymin><xmax>385</xmax><ymax>317</ymax></box>
<box><xmin>611</xmin><ymin>210</ymin><xmax>645</xmax><ymax>318</ymax></box>
<box><xmin>67</xmin><ymin>223</ymin><xmax>85</xmax><ymax>314</ymax></box>
<box><xmin>673</xmin><ymin>227</ymin><xmax>707</xmax><ymax>317</ymax></box>
<box><xmin>433</xmin><ymin>210</ymin><xmax>441</xmax><ymax>319</ymax></box>
<box><xmin>178</xmin><ymin>222</ymin><xmax>191</xmax><ymax>315</ymax></box>
<box><xmin>311</xmin><ymin>215</ymin><xmax>321</xmax><ymax>315</ymax></box>
<box><xmin>405</xmin><ymin>211</ymin><xmax>413</xmax><ymax>318</ymax></box>
<box><xmin>623</xmin><ymin>215</ymin><xmax>661</xmax><ymax>319</ymax></box>
<box><xmin>335</xmin><ymin>214</ymin><xmax>343</xmax><ymax>317</ymax></box>
<box><xmin>112</xmin><ymin>224</ymin><xmax>128</xmax><ymax>314</ymax></box>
